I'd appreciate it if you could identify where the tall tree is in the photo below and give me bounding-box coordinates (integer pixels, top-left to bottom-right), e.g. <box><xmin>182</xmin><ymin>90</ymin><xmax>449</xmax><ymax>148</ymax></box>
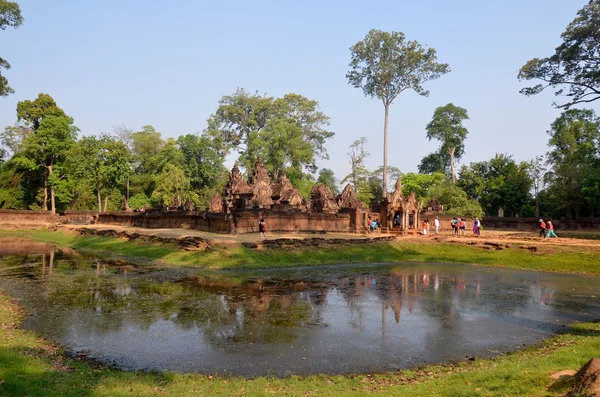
<box><xmin>347</xmin><ymin>29</ymin><xmax>449</xmax><ymax>194</ymax></box>
<box><xmin>0</xmin><ymin>0</ymin><xmax>23</xmax><ymax>97</ymax></box>
<box><xmin>527</xmin><ymin>155</ymin><xmax>547</xmax><ymax>217</ymax></box>
<box><xmin>519</xmin><ymin>1</ymin><xmax>600</xmax><ymax>108</ymax></box>
<box><xmin>425</xmin><ymin>103</ymin><xmax>469</xmax><ymax>183</ymax></box>
<box><xmin>17</xmin><ymin>115</ymin><xmax>78</xmax><ymax>213</ymax></box>
<box><xmin>545</xmin><ymin>109</ymin><xmax>600</xmax><ymax>218</ymax></box>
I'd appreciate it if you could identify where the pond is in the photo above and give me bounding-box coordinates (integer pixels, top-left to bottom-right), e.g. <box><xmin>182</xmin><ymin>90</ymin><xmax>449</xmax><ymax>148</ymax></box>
<box><xmin>0</xmin><ymin>242</ymin><xmax>599</xmax><ymax>377</ymax></box>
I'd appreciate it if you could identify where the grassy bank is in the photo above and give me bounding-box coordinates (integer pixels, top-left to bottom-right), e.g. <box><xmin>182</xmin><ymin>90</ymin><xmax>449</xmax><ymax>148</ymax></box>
<box><xmin>1</xmin><ymin>228</ymin><xmax>599</xmax><ymax>274</ymax></box>
<box><xmin>0</xmin><ymin>290</ymin><xmax>598</xmax><ymax>396</ymax></box>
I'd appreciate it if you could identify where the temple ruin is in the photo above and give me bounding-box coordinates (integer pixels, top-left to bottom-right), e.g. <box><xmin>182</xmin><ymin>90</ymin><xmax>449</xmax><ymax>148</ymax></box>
<box><xmin>98</xmin><ymin>158</ymin><xmax>424</xmax><ymax>234</ymax></box>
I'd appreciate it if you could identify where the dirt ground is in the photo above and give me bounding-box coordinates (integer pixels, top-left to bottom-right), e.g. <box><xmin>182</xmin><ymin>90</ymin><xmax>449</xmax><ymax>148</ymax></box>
<box><xmin>59</xmin><ymin>224</ymin><xmax>600</xmax><ymax>250</ymax></box>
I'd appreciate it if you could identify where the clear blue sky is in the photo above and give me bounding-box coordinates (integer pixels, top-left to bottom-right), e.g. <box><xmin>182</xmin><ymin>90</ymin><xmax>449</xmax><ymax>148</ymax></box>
<box><xmin>1</xmin><ymin>0</ymin><xmax>596</xmax><ymax>185</ymax></box>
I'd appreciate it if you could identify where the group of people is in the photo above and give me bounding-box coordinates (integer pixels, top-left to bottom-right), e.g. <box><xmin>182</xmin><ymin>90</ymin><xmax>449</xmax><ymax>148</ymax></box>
<box><xmin>368</xmin><ymin>217</ymin><xmax>379</xmax><ymax>233</ymax></box>
<box><xmin>538</xmin><ymin>219</ymin><xmax>557</xmax><ymax>238</ymax></box>
<box><xmin>448</xmin><ymin>217</ymin><xmax>481</xmax><ymax>236</ymax></box>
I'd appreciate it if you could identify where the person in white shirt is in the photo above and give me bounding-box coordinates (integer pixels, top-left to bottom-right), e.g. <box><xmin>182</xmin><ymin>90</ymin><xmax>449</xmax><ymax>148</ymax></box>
<box><xmin>434</xmin><ymin>217</ymin><xmax>440</xmax><ymax>235</ymax></box>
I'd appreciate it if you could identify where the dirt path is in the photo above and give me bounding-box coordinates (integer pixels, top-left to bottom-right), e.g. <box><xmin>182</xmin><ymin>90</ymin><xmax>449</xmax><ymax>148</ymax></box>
<box><xmin>61</xmin><ymin>224</ymin><xmax>600</xmax><ymax>251</ymax></box>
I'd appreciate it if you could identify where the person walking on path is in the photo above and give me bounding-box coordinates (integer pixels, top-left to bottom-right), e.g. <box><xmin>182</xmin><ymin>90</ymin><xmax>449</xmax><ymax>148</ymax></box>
<box><xmin>422</xmin><ymin>219</ymin><xmax>428</xmax><ymax>235</ymax></box>
<box><xmin>451</xmin><ymin>217</ymin><xmax>458</xmax><ymax>235</ymax></box>
<box><xmin>259</xmin><ymin>218</ymin><xmax>267</xmax><ymax>239</ymax></box>
<box><xmin>459</xmin><ymin>218</ymin><xmax>466</xmax><ymax>235</ymax></box>
<box><xmin>473</xmin><ymin>217</ymin><xmax>480</xmax><ymax>236</ymax></box>
<box><xmin>434</xmin><ymin>217</ymin><xmax>440</xmax><ymax>235</ymax></box>
<box><xmin>538</xmin><ymin>219</ymin><xmax>547</xmax><ymax>238</ymax></box>
<box><xmin>546</xmin><ymin>221</ymin><xmax>557</xmax><ymax>238</ymax></box>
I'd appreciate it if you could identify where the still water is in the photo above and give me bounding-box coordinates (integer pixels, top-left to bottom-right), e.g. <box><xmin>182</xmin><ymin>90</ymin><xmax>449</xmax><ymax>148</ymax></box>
<box><xmin>0</xmin><ymin>243</ymin><xmax>599</xmax><ymax>377</ymax></box>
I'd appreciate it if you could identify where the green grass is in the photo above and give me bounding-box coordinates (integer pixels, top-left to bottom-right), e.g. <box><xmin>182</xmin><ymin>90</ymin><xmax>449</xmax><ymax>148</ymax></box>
<box><xmin>1</xmin><ymin>228</ymin><xmax>599</xmax><ymax>274</ymax></box>
<box><xmin>0</xmin><ymin>290</ymin><xmax>598</xmax><ymax>396</ymax></box>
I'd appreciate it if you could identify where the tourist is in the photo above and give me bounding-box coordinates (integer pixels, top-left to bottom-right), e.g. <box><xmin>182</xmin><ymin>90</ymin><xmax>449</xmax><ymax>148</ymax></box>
<box><xmin>422</xmin><ymin>219</ymin><xmax>428</xmax><ymax>235</ymax></box>
<box><xmin>394</xmin><ymin>214</ymin><xmax>401</xmax><ymax>230</ymax></box>
<box><xmin>451</xmin><ymin>217</ymin><xmax>458</xmax><ymax>235</ymax></box>
<box><xmin>538</xmin><ymin>219</ymin><xmax>546</xmax><ymax>238</ymax></box>
<box><xmin>259</xmin><ymin>218</ymin><xmax>266</xmax><ymax>239</ymax></box>
<box><xmin>473</xmin><ymin>217</ymin><xmax>480</xmax><ymax>236</ymax></box>
<box><xmin>434</xmin><ymin>217</ymin><xmax>440</xmax><ymax>235</ymax></box>
<box><xmin>459</xmin><ymin>218</ymin><xmax>466</xmax><ymax>235</ymax></box>
<box><xmin>371</xmin><ymin>219</ymin><xmax>378</xmax><ymax>233</ymax></box>
<box><xmin>367</xmin><ymin>217</ymin><xmax>372</xmax><ymax>233</ymax></box>
<box><xmin>546</xmin><ymin>221</ymin><xmax>557</xmax><ymax>238</ymax></box>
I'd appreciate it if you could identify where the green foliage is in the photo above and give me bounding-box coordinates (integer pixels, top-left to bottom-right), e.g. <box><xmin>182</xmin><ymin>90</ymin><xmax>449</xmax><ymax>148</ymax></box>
<box><xmin>347</xmin><ymin>29</ymin><xmax>450</xmax><ymax>105</ymax></box>
<box><xmin>425</xmin><ymin>103</ymin><xmax>469</xmax><ymax>182</ymax></box>
<box><xmin>545</xmin><ymin>109</ymin><xmax>600</xmax><ymax>218</ymax></box>
<box><xmin>368</xmin><ymin>166</ymin><xmax>401</xmax><ymax>201</ymax></box>
<box><xmin>433</xmin><ymin>183</ymin><xmax>483</xmax><ymax>218</ymax></box>
<box><xmin>16</xmin><ymin>93</ymin><xmax>65</xmax><ymax>131</ymax></box>
<box><xmin>286</xmin><ymin>168</ymin><xmax>315</xmax><ymax>199</ymax></box>
<box><xmin>132</xmin><ymin>125</ymin><xmax>164</xmax><ymax>173</ymax></box>
<box><xmin>128</xmin><ymin>193</ymin><xmax>151</xmax><ymax>211</ymax></box>
<box><xmin>317</xmin><ymin>168</ymin><xmax>338</xmax><ymax>195</ymax></box>
<box><xmin>207</xmin><ymin>89</ymin><xmax>333</xmax><ymax>175</ymax></box>
<box><xmin>519</xmin><ymin>1</ymin><xmax>600</xmax><ymax>108</ymax></box>
<box><xmin>151</xmin><ymin>164</ymin><xmax>197</xmax><ymax>207</ymax></box>
<box><xmin>400</xmin><ymin>172</ymin><xmax>445</xmax><ymax>203</ymax></box>
<box><xmin>418</xmin><ymin>151</ymin><xmax>449</xmax><ymax>175</ymax></box>
<box><xmin>0</xmin><ymin>0</ymin><xmax>23</xmax><ymax>97</ymax></box>
<box><xmin>458</xmin><ymin>154</ymin><xmax>533</xmax><ymax>217</ymax></box>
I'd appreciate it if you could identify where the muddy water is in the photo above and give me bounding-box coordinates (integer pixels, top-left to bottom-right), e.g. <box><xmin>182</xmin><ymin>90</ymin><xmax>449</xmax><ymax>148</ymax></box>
<box><xmin>0</xmin><ymin>245</ymin><xmax>599</xmax><ymax>377</ymax></box>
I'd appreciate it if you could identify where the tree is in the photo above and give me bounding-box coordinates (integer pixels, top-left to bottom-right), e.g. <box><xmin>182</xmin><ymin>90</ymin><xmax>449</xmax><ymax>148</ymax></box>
<box><xmin>418</xmin><ymin>151</ymin><xmax>449</xmax><ymax>175</ymax></box>
<box><xmin>341</xmin><ymin>137</ymin><xmax>373</xmax><ymax>203</ymax></box>
<box><xmin>177</xmin><ymin>134</ymin><xmax>227</xmax><ymax>207</ymax></box>
<box><xmin>368</xmin><ymin>166</ymin><xmax>402</xmax><ymax>201</ymax></box>
<box><xmin>68</xmin><ymin>135</ymin><xmax>132</xmax><ymax>213</ymax></box>
<box><xmin>527</xmin><ymin>155</ymin><xmax>547</xmax><ymax>217</ymax></box>
<box><xmin>207</xmin><ymin>89</ymin><xmax>333</xmax><ymax>175</ymax></box>
<box><xmin>151</xmin><ymin>164</ymin><xmax>196</xmax><ymax>207</ymax></box>
<box><xmin>16</xmin><ymin>93</ymin><xmax>65</xmax><ymax>131</ymax></box>
<box><xmin>317</xmin><ymin>168</ymin><xmax>338</xmax><ymax>195</ymax></box>
<box><xmin>433</xmin><ymin>182</ymin><xmax>483</xmax><ymax>218</ymax></box>
<box><xmin>347</xmin><ymin>29</ymin><xmax>450</xmax><ymax>194</ymax></box>
<box><xmin>518</xmin><ymin>1</ymin><xmax>600</xmax><ymax>108</ymax></box>
<box><xmin>400</xmin><ymin>172</ymin><xmax>445</xmax><ymax>203</ymax></box>
<box><xmin>545</xmin><ymin>109</ymin><xmax>600</xmax><ymax>218</ymax></box>
<box><xmin>1</xmin><ymin>124</ymin><xmax>30</xmax><ymax>155</ymax></box>
<box><xmin>458</xmin><ymin>154</ymin><xmax>533</xmax><ymax>217</ymax></box>
<box><xmin>0</xmin><ymin>0</ymin><xmax>23</xmax><ymax>97</ymax></box>
<box><xmin>425</xmin><ymin>103</ymin><xmax>469</xmax><ymax>182</ymax></box>
<box><xmin>17</xmin><ymin>115</ymin><xmax>78</xmax><ymax>213</ymax></box>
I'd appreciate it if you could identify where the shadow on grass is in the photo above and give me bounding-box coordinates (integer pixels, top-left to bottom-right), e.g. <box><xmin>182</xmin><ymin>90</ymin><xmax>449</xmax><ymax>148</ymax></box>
<box><xmin>0</xmin><ymin>345</ymin><xmax>178</xmax><ymax>397</ymax></box>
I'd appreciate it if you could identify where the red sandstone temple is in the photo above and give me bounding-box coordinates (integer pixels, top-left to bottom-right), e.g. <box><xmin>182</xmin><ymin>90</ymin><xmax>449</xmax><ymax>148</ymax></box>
<box><xmin>98</xmin><ymin>158</ymin><xmax>424</xmax><ymax>234</ymax></box>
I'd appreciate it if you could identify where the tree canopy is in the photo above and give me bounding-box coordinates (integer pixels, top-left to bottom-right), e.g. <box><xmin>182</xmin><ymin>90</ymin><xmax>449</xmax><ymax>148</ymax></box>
<box><xmin>424</xmin><ymin>103</ymin><xmax>469</xmax><ymax>183</ymax></box>
<box><xmin>207</xmin><ymin>89</ymin><xmax>333</xmax><ymax>177</ymax></box>
<box><xmin>347</xmin><ymin>29</ymin><xmax>450</xmax><ymax>194</ymax></box>
<box><xmin>519</xmin><ymin>0</ymin><xmax>600</xmax><ymax>108</ymax></box>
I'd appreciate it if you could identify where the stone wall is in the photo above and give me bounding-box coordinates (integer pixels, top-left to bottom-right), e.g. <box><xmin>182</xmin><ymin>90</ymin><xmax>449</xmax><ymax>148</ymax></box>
<box><xmin>64</xmin><ymin>211</ymin><xmax>97</xmax><ymax>224</ymax></box>
<box><xmin>233</xmin><ymin>211</ymin><xmax>352</xmax><ymax>234</ymax></box>
<box><xmin>98</xmin><ymin>210</ymin><xmax>352</xmax><ymax>234</ymax></box>
<box><xmin>98</xmin><ymin>212</ymin><xmax>233</xmax><ymax>233</ymax></box>
<box><xmin>0</xmin><ymin>209</ymin><xmax>58</xmax><ymax>224</ymax></box>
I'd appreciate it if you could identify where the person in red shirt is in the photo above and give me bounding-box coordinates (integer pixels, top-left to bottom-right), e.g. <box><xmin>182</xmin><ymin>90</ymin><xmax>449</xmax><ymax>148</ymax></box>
<box><xmin>538</xmin><ymin>219</ymin><xmax>546</xmax><ymax>238</ymax></box>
